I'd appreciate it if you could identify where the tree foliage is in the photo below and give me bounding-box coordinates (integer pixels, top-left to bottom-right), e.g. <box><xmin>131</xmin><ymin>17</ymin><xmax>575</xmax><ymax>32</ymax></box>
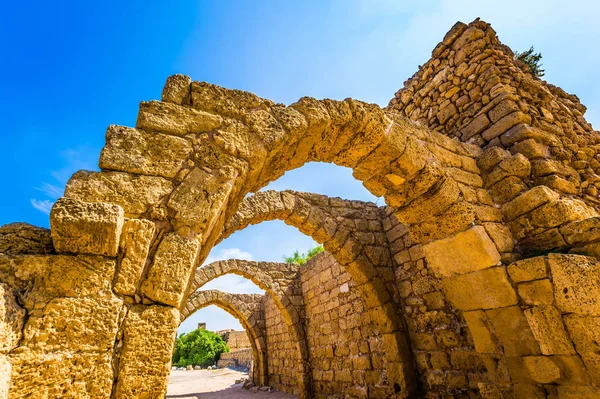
<box><xmin>514</xmin><ymin>46</ymin><xmax>545</xmax><ymax>77</ymax></box>
<box><xmin>283</xmin><ymin>245</ymin><xmax>324</xmax><ymax>265</ymax></box>
<box><xmin>172</xmin><ymin>328</ymin><xmax>229</xmax><ymax>368</ymax></box>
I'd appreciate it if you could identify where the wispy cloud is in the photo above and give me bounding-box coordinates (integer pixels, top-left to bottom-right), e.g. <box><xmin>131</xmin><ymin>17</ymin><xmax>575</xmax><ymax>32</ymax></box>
<box><xmin>200</xmin><ymin>247</ymin><xmax>264</xmax><ymax>294</ymax></box>
<box><xmin>30</xmin><ymin>199</ymin><xmax>54</xmax><ymax>215</ymax></box>
<box><xmin>30</xmin><ymin>147</ymin><xmax>99</xmax><ymax>215</ymax></box>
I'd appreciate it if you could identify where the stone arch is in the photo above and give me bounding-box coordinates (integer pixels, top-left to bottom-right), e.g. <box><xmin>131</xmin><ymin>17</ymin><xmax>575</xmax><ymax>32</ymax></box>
<box><xmin>181</xmin><ymin>290</ymin><xmax>268</xmax><ymax>386</ymax></box>
<box><xmin>185</xmin><ymin>258</ymin><xmax>310</xmax><ymax>394</ymax></box>
<box><xmin>55</xmin><ymin>78</ymin><xmax>497</xmax><ymax>398</ymax></box>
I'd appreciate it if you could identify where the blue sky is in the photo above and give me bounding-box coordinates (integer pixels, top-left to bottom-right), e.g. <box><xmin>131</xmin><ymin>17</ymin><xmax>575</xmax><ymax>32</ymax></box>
<box><xmin>1</xmin><ymin>1</ymin><xmax>599</xmax><ymax>333</ymax></box>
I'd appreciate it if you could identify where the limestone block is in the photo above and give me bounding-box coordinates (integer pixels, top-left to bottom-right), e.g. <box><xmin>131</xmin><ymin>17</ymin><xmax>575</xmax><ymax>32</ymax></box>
<box><xmin>488</xmin><ymin>176</ymin><xmax>527</xmax><ymax>203</ymax></box>
<box><xmin>530</xmin><ymin>199</ymin><xmax>597</xmax><ymax>230</ymax></box>
<box><xmin>560</xmin><ymin>216</ymin><xmax>600</xmax><ymax>246</ymax></box>
<box><xmin>50</xmin><ymin>198</ymin><xmax>124</xmax><ymax>257</ymax></box>
<box><xmin>551</xmin><ymin>355</ymin><xmax>591</xmax><ymax>385</ymax></box>
<box><xmin>8</xmin><ymin>351</ymin><xmax>114</xmax><ymax>398</ymax></box>
<box><xmin>19</xmin><ymin>295</ymin><xmax>124</xmax><ymax>353</ymax></box>
<box><xmin>114</xmin><ymin>219</ymin><xmax>155</xmax><ymax>296</ymax></box>
<box><xmin>517</xmin><ymin>279</ymin><xmax>554</xmax><ymax>305</ymax></box>
<box><xmin>141</xmin><ymin>233</ymin><xmax>200</xmax><ymax>307</ymax></box>
<box><xmin>507</xmin><ymin>256</ymin><xmax>548</xmax><ymax>282</ymax></box>
<box><xmin>21</xmin><ymin>255</ymin><xmax>116</xmax><ymax>305</ymax></box>
<box><xmin>500</xmin><ymin>124</ymin><xmax>561</xmax><ymax>147</ymax></box>
<box><xmin>0</xmin><ymin>223</ymin><xmax>54</xmax><ymax>255</ymax></box>
<box><xmin>0</xmin><ymin>355</ymin><xmax>9</xmax><ymax>399</ymax></box>
<box><xmin>115</xmin><ymin>305</ymin><xmax>180</xmax><ymax>399</ymax></box>
<box><xmin>161</xmin><ymin>74</ymin><xmax>191</xmax><ymax>104</ymax></box>
<box><xmin>99</xmin><ymin>125</ymin><xmax>192</xmax><ymax>179</ymax></box>
<box><xmin>563</xmin><ymin>314</ymin><xmax>600</xmax><ymax>384</ymax></box>
<box><xmin>483</xmin><ymin>223</ymin><xmax>514</xmax><ymax>253</ymax></box>
<box><xmin>65</xmin><ymin>170</ymin><xmax>174</xmax><ymax>218</ymax></box>
<box><xmin>167</xmin><ymin>167</ymin><xmax>234</xmax><ymax>237</ymax></box>
<box><xmin>477</xmin><ymin>147</ymin><xmax>510</xmax><ymax>174</ymax></box>
<box><xmin>557</xmin><ymin>386</ymin><xmax>600</xmax><ymax>399</ymax></box>
<box><xmin>423</xmin><ymin>226</ymin><xmax>501</xmax><ymax>278</ymax></box>
<box><xmin>523</xmin><ymin>356</ymin><xmax>561</xmax><ymax>383</ymax></box>
<box><xmin>0</xmin><ymin>283</ymin><xmax>24</xmax><ymax>353</ymax></box>
<box><xmin>548</xmin><ymin>254</ymin><xmax>600</xmax><ymax>316</ymax></box>
<box><xmin>463</xmin><ymin>310</ymin><xmax>499</xmax><ymax>354</ymax></box>
<box><xmin>501</xmin><ymin>186</ymin><xmax>559</xmax><ymax>221</ymax></box>
<box><xmin>524</xmin><ymin>306</ymin><xmax>575</xmax><ymax>355</ymax></box>
<box><xmin>137</xmin><ymin>100</ymin><xmax>222</xmax><ymax>136</ymax></box>
<box><xmin>485</xmin><ymin>306</ymin><xmax>540</xmax><ymax>356</ymax></box>
<box><xmin>393</xmin><ymin>178</ymin><xmax>460</xmax><ymax>224</ymax></box>
<box><xmin>481</xmin><ymin>111</ymin><xmax>532</xmax><ymax>141</ymax></box>
<box><xmin>442</xmin><ymin>267</ymin><xmax>517</xmax><ymax>311</ymax></box>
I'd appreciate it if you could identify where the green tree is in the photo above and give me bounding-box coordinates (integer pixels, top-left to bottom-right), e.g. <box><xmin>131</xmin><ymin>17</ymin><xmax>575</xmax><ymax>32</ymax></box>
<box><xmin>172</xmin><ymin>328</ymin><xmax>229</xmax><ymax>368</ymax></box>
<box><xmin>283</xmin><ymin>245</ymin><xmax>324</xmax><ymax>265</ymax></box>
<box><xmin>514</xmin><ymin>46</ymin><xmax>545</xmax><ymax>77</ymax></box>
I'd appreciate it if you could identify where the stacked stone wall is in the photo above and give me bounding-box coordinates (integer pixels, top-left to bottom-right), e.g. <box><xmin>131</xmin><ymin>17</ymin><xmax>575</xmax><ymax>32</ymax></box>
<box><xmin>263</xmin><ymin>294</ymin><xmax>299</xmax><ymax>394</ymax></box>
<box><xmin>217</xmin><ymin>348</ymin><xmax>253</xmax><ymax>369</ymax></box>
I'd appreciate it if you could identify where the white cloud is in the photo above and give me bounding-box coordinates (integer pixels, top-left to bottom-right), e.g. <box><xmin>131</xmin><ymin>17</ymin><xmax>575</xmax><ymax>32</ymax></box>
<box><xmin>204</xmin><ymin>247</ymin><xmax>254</xmax><ymax>265</ymax></box>
<box><xmin>35</xmin><ymin>182</ymin><xmax>63</xmax><ymax>199</ymax></box>
<box><xmin>30</xmin><ymin>199</ymin><xmax>53</xmax><ymax>215</ymax></box>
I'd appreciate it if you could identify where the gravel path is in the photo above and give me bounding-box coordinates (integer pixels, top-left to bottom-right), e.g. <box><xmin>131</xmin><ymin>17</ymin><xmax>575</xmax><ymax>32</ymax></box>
<box><xmin>166</xmin><ymin>369</ymin><xmax>298</xmax><ymax>399</ymax></box>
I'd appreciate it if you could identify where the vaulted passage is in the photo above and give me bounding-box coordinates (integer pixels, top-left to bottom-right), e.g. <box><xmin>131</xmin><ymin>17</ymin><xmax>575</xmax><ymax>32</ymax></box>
<box><xmin>3</xmin><ymin>18</ymin><xmax>600</xmax><ymax>399</ymax></box>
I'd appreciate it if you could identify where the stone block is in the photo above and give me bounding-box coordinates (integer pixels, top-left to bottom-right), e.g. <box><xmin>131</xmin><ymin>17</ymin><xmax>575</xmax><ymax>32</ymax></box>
<box><xmin>517</xmin><ymin>279</ymin><xmax>554</xmax><ymax>305</ymax></box>
<box><xmin>548</xmin><ymin>254</ymin><xmax>600</xmax><ymax>316</ymax></box>
<box><xmin>483</xmin><ymin>223</ymin><xmax>514</xmax><ymax>253</ymax></box>
<box><xmin>115</xmin><ymin>305</ymin><xmax>180</xmax><ymax>398</ymax></box>
<box><xmin>65</xmin><ymin>170</ymin><xmax>174</xmax><ymax>218</ymax></box>
<box><xmin>0</xmin><ymin>355</ymin><xmax>9</xmax><ymax>399</ymax></box>
<box><xmin>0</xmin><ymin>283</ymin><xmax>25</xmax><ymax>353</ymax></box>
<box><xmin>477</xmin><ymin>147</ymin><xmax>510</xmax><ymax>174</ymax></box>
<box><xmin>563</xmin><ymin>314</ymin><xmax>600</xmax><ymax>384</ymax></box>
<box><xmin>488</xmin><ymin>176</ymin><xmax>527</xmax><ymax>203</ymax></box>
<box><xmin>530</xmin><ymin>199</ymin><xmax>597</xmax><ymax>230</ymax></box>
<box><xmin>463</xmin><ymin>310</ymin><xmax>499</xmax><ymax>354</ymax></box>
<box><xmin>114</xmin><ymin>219</ymin><xmax>156</xmax><ymax>296</ymax></box>
<box><xmin>507</xmin><ymin>256</ymin><xmax>548</xmax><ymax>282</ymax></box>
<box><xmin>485</xmin><ymin>306</ymin><xmax>540</xmax><ymax>356</ymax></box>
<box><xmin>141</xmin><ymin>233</ymin><xmax>200</xmax><ymax>307</ymax></box>
<box><xmin>560</xmin><ymin>216</ymin><xmax>600</xmax><ymax>246</ymax></box>
<box><xmin>137</xmin><ymin>100</ymin><xmax>222</xmax><ymax>136</ymax></box>
<box><xmin>161</xmin><ymin>74</ymin><xmax>191</xmax><ymax>104</ymax></box>
<box><xmin>442</xmin><ymin>267</ymin><xmax>517</xmax><ymax>311</ymax></box>
<box><xmin>523</xmin><ymin>356</ymin><xmax>561</xmax><ymax>383</ymax></box>
<box><xmin>50</xmin><ymin>198</ymin><xmax>124</xmax><ymax>257</ymax></box>
<box><xmin>99</xmin><ymin>125</ymin><xmax>192</xmax><ymax>179</ymax></box>
<box><xmin>556</xmin><ymin>386</ymin><xmax>600</xmax><ymax>399</ymax></box>
<box><xmin>423</xmin><ymin>226</ymin><xmax>501</xmax><ymax>278</ymax></box>
<box><xmin>481</xmin><ymin>111</ymin><xmax>532</xmax><ymax>141</ymax></box>
<box><xmin>0</xmin><ymin>223</ymin><xmax>54</xmax><ymax>255</ymax></box>
<box><xmin>524</xmin><ymin>306</ymin><xmax>575</xmax><ymax>355</ymax></box>
<box><xmin>502</xmin><ymin>186</ymin><xmax>559</xmax><ymax>221</ymax></box>
<box><xmin>167</xmin><ymin>167</ymin><xmax>235</xmax><ymax>237</ymax></box>
<box><xmin>484</xmin><ymin>154</ymin><xmax>531</xmax><ymax>188</ymax></box>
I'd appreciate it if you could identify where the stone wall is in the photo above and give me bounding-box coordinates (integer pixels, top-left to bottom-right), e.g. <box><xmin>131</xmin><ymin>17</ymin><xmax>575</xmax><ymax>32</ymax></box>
<box><xmin>217</xmin><ymin>348</ymin><xmax>253</xmax><ymax>369</ymax></box>
<box><xmin>263</xmin><ymin>293</ymin><xmax>300</xmax><ymax>394</ymax></box>
<box><xmin>219</xmin><ymin>330</ymin><xmax>251</xmax><ymax>350</ymax></box>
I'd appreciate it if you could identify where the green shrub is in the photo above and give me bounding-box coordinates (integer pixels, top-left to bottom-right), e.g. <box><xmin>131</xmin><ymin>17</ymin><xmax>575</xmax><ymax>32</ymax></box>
<box><xmin>283</xmin><ymin>245</ymin><xmax>324</xmax><ymax>265</ymax></box>
<box><xmin>172</xmin><ymin>328</ymin><xmax>229</xmax><ymax>368</ymax></box>
<box><xmin>514</xmin><ymin>46</ymin><xmax>545</xmax><ymax>77</ymax></box>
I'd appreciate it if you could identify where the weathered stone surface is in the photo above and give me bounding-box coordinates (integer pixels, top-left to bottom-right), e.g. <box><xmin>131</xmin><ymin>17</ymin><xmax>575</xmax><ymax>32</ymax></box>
<box><xmin>485</xmin><ymin>306</ymin><xmax>540</xmax><ymax>356</ymax></box>
<box><xmin>161</xmin><ymin>74</ymin><xmax>192</xmax><ymax>104</ymax></box>
<box><xmin>556</xmin><ymin>386</ymin><xmax>600</xmax><ymax>399</ymax></box>
<box><xmin>548</xmin><ymin>254</ymin><xmax>600</xmax><ymax>315</ymax></box>
<box><xmin>0</xmin><ymin>223</ymin><xmax>54</xmax><ymax>255</ymax></box>
<box><xmin>0</xmin><ymin>355</ymin><xmax>9</xmax><ymax>399</ymax></box>
<box><xmin>463</xmin><ymin>310</ymin><xmax>499</xmax><ymax>354</ymax></box>
<box><xmin>563</xmin><ymin>315</ymin><xmax>600</xmax><ymax>384</ymax></box>
<box><xmin>65</xmin><ymin>170</ymin><xmax>174</xmax><ymax>218</ymax></box>
<box><xmin>141</xmin><ymin>233</ymin><xmax>200</xmax><ymax>307</ymax></box>
<box><xmin>442</xmin><ymin>267</ymin><xmax>518</xmax><ymax>310</ymax></box>
<box><xmin>137</xmin><ymin>100</ymin><xmax>222</xmax><ymax>136</ymax></box>
<box><xmin>517</xmin><ymin>279</ymin><xmax>554</xmax><ymax>305</ymax></box>
<box><xmin>115</xmin><ymin>305</ymin><xmax>180</xmax><ymax>399</ymax></box>
<box><xmin>114</xmin><ymin>219</ymin><xmax>155</xmax><ymax>296</ymax></box>
<box><xmin>0</xmin><ymin>283</ymin><xmax>25</xmax><ymax>353</ymax></box>
<box><xmin>502</xmin><ymin>185</ymin><xmax>559</xmax><ymax>221</ymax></box>
<box><xmin>167</xmin><ymin>167</ymin><xmax>234</xmax><ymax>237</ymax></box>
<box><xmin>484</xmin><ymin>154</ymin><xmax>531</xmax><ymax>187</ymax></box>
<box><xmin>50</xmin><ymin>198</ymin><xmax>124</xmax><ymax>257</ymax></box>
<box><xmin>523</xmin><ymin>356</ymin><xmax>561</xmax><ymax>383</ymax></box>
<box><xmin>423</xmin><ymin>226</ymin><xmax>501</xmax><ymax>278</ymax></box>
<box><xmin>507</xmin><ymin>256</ymin><xmax>547</xmax><ymax>282</ymax></box>
<box><xmin>524</xmin><ymin>305</ymin><xmax>575</xmax><ymax>355</ymax></box>
<box><xmin>560</xmin><ymin>216</ymin><xmax>600</xmax><ymax>246</ymax></box>
<box><xmin>99</xmin><ymin>125</ymin><xmax>192</xmax><ymax>179</ymax></box>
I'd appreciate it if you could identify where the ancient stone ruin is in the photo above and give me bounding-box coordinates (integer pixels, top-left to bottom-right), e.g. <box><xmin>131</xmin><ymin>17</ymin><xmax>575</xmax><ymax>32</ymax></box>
<box><xmin>1</xmin><ymin>18</ymin><xmax>600</xmax><ymax>398</ymax></box>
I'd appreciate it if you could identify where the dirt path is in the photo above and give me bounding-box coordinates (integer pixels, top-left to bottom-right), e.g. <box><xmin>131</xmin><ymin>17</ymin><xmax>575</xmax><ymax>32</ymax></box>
<box><xmin>166</xmin><ymin>369</ymin><xmax>298</xmax><ymax>399</ymax></box>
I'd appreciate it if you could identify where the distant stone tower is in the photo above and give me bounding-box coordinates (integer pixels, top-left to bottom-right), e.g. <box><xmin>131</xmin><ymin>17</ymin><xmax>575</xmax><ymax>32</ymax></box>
<box><xmin>197</xmin><ymin>322</ymin><xmax>206</xmax><ymax>330</ymax></box>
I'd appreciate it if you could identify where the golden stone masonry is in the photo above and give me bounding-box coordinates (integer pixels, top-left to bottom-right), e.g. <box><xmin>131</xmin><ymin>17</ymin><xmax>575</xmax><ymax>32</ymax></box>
<box><xmin>2</xmin><ymin>18</ymin><xmax>600</xmax><ymax>398</ymax></box>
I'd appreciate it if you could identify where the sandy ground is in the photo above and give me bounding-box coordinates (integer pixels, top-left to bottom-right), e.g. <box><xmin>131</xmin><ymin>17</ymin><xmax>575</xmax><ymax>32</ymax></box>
<box><xmin>166</xmin><ymin>369</ymin><xmax>298</xmax><ymax>399</ymax></box>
